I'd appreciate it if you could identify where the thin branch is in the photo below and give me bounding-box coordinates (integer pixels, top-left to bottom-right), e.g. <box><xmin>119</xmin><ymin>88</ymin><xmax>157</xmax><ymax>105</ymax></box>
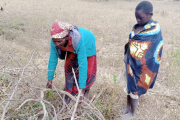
<box><xmin>8</xmin><ymin>53</ymin><xmax>22</xmax><ymax>68</ymax></box>
<box><xmin>26</xmin><ymin>84</ymin><xmax>77</xmax><ymax>101</ymax></box>
<box><xmin>72</xmin><ymin>67</ymin><xmax>80</xmax><ymax>92</ymax></box>
<box><xmin>43</xmin><ymin>100</ymin><xmax>57</xmax><ymax>120</ymax></box>
<box><xmin>40</xmin><ymin>99</ymin><xmax>48</xmax><ymax>120</ymax></box>
<box><xmin>16</xmin><ymin>99</ymin><xmax>39</xmax><ymax>110</ymax></box>
<box><xmin>71</xmin><ymin>68</ymin><xmax>80</xmax><ymax>120</ymax></box>
<box><xmin>93</xmin><ymin>88</ymin><xmax>104</xmax><ymax>104</ymax></box>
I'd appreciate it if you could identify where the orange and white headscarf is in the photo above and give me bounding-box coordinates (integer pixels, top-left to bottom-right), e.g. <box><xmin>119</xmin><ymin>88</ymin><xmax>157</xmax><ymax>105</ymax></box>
<box><xmin>51</xmin><ymin>22</ymin><xmax>73</xmax><ymax>38</ymax></box>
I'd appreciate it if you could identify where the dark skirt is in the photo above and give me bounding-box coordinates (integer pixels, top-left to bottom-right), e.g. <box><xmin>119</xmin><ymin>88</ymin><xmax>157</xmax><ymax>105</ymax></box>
<box><xmin>64</xmin><ymin>52</ymin><xmax>97</xmax><ymax>95</ymax></box>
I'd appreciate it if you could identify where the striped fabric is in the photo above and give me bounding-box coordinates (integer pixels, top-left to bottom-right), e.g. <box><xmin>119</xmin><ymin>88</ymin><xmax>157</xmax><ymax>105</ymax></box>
<box><xmin>64</xmin><ymin>52</ymin><xmax>97</xmax><ymax>95</ymax></box>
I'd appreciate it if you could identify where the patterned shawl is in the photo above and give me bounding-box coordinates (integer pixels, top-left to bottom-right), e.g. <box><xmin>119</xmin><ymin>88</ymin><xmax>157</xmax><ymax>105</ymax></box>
<box><xmin>125</xmin><ymin>20</ymin><xmax>163</xmax><ymax>96</ymax></box>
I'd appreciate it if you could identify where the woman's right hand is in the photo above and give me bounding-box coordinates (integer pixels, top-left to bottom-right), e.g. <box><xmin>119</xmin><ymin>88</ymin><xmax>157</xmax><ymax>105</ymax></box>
<box><xmin>46</xmin><ymin>80</ymin><xmax>52</xmax><ymax>89</ymax></box>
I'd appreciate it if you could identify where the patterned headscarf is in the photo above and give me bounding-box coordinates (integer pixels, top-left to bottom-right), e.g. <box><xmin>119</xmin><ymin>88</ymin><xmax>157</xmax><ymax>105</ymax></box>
<box><xmin>51</xmin><ymin>22</ymin><xmax>73</xmax><ymax>38</ymax></box>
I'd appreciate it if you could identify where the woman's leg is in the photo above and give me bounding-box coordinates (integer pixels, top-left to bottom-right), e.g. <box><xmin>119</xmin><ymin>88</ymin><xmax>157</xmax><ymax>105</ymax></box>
<box><xmin>64</xmin><ymin>52</ymin><xmax>78</xmax><ymax>104</ymax></box>
<box><xmin>84</xmin><ymin>89</ymin><xmax>90</xmax><ymax>99</ymax></box>
<box><xmin>64</xmin><ymin>54</ymin><xmax>97</xmax><ymax>104</ymax></box>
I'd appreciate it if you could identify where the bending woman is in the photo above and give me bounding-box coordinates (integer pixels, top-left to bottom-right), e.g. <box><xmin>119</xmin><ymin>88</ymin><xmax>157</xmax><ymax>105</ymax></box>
<box><xmin>46</xmin><ymin>22</ymin><xmax>97</xmax><ymax>104</ymax></box>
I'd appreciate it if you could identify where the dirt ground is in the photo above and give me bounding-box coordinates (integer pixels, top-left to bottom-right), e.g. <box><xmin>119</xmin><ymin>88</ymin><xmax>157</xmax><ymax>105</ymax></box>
<box><xmin>0</xmin><ymin>0</ymin><xmax>180</xmax><ymax>119</ymax></box>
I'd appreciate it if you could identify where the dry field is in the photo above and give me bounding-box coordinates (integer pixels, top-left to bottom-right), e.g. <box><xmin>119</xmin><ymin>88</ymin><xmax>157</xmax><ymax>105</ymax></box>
<box><xmin>0</xmin><ymin>0</ymin><xmax>180</xmax><ymax>119</ymax></box>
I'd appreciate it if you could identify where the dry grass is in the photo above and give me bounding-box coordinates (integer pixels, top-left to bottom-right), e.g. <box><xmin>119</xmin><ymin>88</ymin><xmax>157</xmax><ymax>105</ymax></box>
<box><xmin>0</xmin><ymin>0</ymin><xmax>180</xmax><ymax>119</ymax></box>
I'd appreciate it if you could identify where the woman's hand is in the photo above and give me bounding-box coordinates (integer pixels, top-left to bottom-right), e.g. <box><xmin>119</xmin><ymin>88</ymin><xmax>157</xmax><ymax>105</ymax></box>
<box><xmin>46</xmin><ymin>80</ymin><xmax>52</xmax><ymax>89</ymax></box>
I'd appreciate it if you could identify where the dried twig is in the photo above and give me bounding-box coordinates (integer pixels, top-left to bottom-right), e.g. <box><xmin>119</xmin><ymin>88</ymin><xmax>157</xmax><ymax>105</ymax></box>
<box><xmin>1</xmin><ymin>50</ymin><xmax>106</xmax><ymax>120</ymax></box>
<box><xmin>71</xmin><ymin>67</ymin><xmax>81</xmax><ymax>120</ymax></box>
<box><xmin>8</xmin><ymin>53</ymin><xmax>22</xmax><ymax>68</ymax></box>
<box><xmin>40</xmin><ymin>99</ymin><xmax>48</xmax><ymax>120</ymax></box>
<box><xmin>15</xmin><ymin>90</ymin><xmax>57</xmax><ymax>120</ymax></box>
<box><xmin>43</xmin><ymin>100</ymin><xmax>57</xmax><ymax>120</ymax></box>
<box><xmin>82</xmin><ymin>100</ymin><xmax>105</xmax><ymax>120</ymax></box>
<box><xmin>16</xmin><ymin>99</ymin><xmax>39</xmax><ymax>110</ymax></box>
<box><xmin>93</xmin><ymin>88</ymin><xmax>104</xmax><ymax>104</ymax></box>
<box><xmin>27</xmin><ymin>83</ymin><xmax>77</xmax><ymax>101</ymax></box>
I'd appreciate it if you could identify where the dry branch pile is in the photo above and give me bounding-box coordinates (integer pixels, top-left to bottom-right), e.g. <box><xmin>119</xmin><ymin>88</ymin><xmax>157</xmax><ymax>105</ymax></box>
<box><xmin>0</xmin><ymin>50</ymin><xmax>105</xmax><ymax>120</ymax></box>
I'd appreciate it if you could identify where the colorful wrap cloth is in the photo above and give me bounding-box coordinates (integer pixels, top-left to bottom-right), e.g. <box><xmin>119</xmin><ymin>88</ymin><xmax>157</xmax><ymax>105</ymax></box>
<box><xmin>64</xmin><ymin>52</ymin><xmax>97</xmax><ymax>95</ymax></box>
<box><xmin>124</xmin><ymin>20</ymin><xmax>163</xmax><ymax>98</ymax></box>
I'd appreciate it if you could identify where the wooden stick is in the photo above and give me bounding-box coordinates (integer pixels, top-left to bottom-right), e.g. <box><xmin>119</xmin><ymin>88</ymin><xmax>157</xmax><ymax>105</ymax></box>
<box><xmin>41</xmin><ymin>99</ymin><xmax>48</xmax><ymax>120</ymax></box>
<box><xmin>72</xmin><ymin>67</ymin><xmax>80</xmax><ymax>92</ymax></box>
<box><xmin>71</xmin><ymin>68</ymin><xmax>80</xmax><ymax>120</ymax></box>
<box><xmin>43</xmin><ymin>100</ymin><xmax>57</xmax><ymax>120</ymax></box>
<box><xmin>16</xmin><ymin>99</ymin><xmax>39</xmax><ymax>110</ymax></box>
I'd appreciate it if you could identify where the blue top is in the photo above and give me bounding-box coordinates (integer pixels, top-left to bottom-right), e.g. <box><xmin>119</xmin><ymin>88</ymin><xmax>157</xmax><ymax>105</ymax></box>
<box><xmin>47</xmin><ymin>27</ymin><xmax>96</xmax><ymax>89</ymax></box>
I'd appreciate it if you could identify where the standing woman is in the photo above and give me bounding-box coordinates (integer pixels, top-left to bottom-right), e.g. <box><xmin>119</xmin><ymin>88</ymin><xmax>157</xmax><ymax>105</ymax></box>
<box><xmin>46</xmin><ymin>22</ymin><xmax>97</xmax><ymax>104</ymax></box>
<box><xmin>121</xmin><ymin>1</ymin><xmax>163</xmax><ymax>119</ymax></box>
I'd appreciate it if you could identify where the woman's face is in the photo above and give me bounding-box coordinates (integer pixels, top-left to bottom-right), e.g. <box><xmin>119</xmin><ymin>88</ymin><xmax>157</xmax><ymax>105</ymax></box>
<box><xmin>135</xmin><ymin>10</ymin><xmax>153</xmax><ymax>26</ymax></box>
<box><xmin>52</xmin><ymin>36</ymin><xmax>68</xmax><ymax>48</ymax></box>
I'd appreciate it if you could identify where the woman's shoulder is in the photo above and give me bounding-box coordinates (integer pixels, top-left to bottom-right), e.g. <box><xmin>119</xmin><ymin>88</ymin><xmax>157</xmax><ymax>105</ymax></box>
<box><xmin>78</xmin><ymin>27</ymin><xmax>94</xmax><ymax>37</ymax></box>
<box><xmin>78</xmin><ymin>27</ymin><xmax>89</xmax><ymax>32</ymax></box>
